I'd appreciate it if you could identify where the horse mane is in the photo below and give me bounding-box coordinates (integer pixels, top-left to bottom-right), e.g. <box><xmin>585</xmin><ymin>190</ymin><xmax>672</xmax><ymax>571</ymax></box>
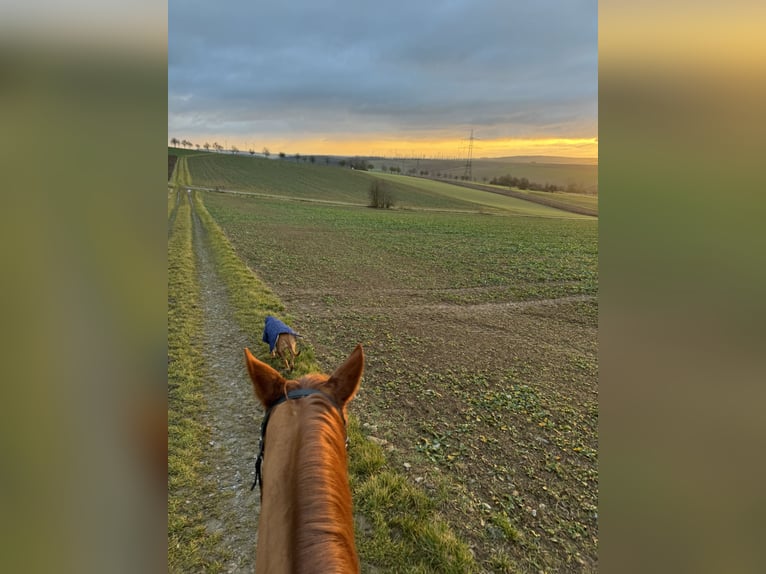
<box><xmin>289</xmin><ymin>376</ymin><xmax>358</xmax><ymax>573</ymax></box>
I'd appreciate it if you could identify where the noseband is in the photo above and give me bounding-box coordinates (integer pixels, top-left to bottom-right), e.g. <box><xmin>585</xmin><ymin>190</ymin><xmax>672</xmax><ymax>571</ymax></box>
<box><xmin>251</xmin><ymin>387</ymin><xmax>348</xmax><ymax>494</ymax></box>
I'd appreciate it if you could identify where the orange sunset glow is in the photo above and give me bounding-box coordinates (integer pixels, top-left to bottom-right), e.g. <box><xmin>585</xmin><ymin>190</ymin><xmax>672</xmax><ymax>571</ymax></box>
<box><xmin>195</xmin><ymin>136</ymin><xmax>598</xmax><ymax>160</ymax></box>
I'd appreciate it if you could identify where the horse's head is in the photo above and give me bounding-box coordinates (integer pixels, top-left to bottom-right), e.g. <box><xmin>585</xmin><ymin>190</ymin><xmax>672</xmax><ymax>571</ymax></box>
<box><xmin>243</xmin><ymin>344</ymin><xmax>364</xmax><ymax>413</ymax></box>
<box><xmin>243</xmin><ymin>345</ymin><xmax>365</xmax><ymax>573</ymax></box>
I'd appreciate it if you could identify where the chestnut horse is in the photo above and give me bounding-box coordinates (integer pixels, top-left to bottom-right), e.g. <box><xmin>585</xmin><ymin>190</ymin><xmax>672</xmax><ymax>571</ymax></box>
<box><xmin>244</xmin><ymin>344</ymin><xmax>364</xmax><ymax>574</ymax></box>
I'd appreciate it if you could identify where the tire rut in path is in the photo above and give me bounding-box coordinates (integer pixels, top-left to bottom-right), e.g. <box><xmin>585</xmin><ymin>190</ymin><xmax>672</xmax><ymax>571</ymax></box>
<box><xmin>191</xmin><ymin>196</ymin><xmax>261</xmax><ymax>573</ymax></box>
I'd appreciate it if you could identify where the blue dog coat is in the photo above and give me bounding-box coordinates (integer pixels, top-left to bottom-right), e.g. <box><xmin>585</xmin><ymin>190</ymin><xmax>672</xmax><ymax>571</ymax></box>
<box><xmin>262</xmin><ymin>315</ymin><xmax>301</xmax><ymax>353</ymax></box>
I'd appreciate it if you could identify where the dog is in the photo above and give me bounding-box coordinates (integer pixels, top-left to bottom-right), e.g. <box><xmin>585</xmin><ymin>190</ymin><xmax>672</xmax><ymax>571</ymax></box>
<box><xmin>261</xmin><ymin>315</ymin><xmax>302</xmax><ymax>371</ymax></box>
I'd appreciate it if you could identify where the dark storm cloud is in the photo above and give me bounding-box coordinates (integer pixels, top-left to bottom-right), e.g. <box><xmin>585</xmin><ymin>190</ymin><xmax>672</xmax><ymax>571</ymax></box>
<box><xmin>169</xmin><ymin>0</ymin><xmax>597</xmax><ymax>140</ymax></box>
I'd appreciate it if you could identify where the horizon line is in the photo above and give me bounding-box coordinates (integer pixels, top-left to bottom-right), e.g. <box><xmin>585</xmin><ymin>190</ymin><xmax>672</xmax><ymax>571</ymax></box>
<box><xmin>167</xmin><ymin>135</ymin><xmax>598</xmax><ymax>160</ymax></box>
<box><xmin>168</xmin><ymin>144</ymin><xmax>598</xmax><ymax>163</ymax></box>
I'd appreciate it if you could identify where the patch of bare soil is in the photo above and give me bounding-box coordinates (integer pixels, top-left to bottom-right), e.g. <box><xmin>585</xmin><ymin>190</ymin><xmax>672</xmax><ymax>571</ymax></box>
<box><xmin>191</xmin><ymin>201</ymin><xmax>262</xmax><ymax>572</ymax></box>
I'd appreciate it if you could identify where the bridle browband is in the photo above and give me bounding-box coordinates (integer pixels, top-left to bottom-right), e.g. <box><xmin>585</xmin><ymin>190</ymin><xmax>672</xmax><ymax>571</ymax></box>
<box><xmin>251</xmin><ymin>387</ymin><xmax>348</xmax><ymax>495</ymax></box>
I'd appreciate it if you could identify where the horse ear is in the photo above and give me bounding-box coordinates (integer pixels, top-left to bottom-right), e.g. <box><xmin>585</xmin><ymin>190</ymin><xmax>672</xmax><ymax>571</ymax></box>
<box><xmin>244</xmin><ymin>347</ymin><xmax>286</xmax><ymax>407</ymax></box>
<box><xmin>326</xmin><ymin>344</ymin><xmax>364</xmax><ymax>406</ymax></box>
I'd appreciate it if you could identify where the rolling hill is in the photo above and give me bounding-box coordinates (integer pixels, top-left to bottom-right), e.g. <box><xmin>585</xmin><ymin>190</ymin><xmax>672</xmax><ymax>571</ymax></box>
<box><xmin>169</xmin><ymin>148</ymin><xmax>596</xmax><ymax>218</ymax></box>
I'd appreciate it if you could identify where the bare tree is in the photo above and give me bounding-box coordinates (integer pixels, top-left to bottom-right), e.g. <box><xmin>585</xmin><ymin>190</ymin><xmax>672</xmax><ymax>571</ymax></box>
<box><xmin>368</xmin><ymin>180</ymin><xmax>395</xmax><ymax>209</ymax></box>
<box><xmin>263</xmin><ymin>147</ymin><xmax>270</xmax><ymax>158</ymax></box>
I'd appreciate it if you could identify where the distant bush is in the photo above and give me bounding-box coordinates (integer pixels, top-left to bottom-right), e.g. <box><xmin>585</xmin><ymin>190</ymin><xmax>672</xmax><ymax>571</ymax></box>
<box><xmin>489</xmin><ymin>174</ymin><xmax>563</xmax><ymax>192</ymax></box>
<box><xmin>368</xmin><ymin>180</ymin><xmax>395</xmax><ymax>209</ymax></box>
<box><xmin>349</xmin><ymin>157</ymin><xmax>369</xmax><ymax>170</ymax></box>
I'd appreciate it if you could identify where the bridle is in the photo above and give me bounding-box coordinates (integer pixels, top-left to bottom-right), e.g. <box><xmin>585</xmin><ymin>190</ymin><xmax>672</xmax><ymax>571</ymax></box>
<box><xmin>251</xmin><ymin>387</ymin><xmax>349</xmax><ymax>495</ymax></box>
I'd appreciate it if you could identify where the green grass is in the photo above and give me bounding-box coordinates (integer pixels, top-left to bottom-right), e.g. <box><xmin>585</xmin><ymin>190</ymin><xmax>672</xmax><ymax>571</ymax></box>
<box><xmin>490</xmin><ymin>512</ymin><xmax>523</xmax><ymax>543</ymax></box>
<box><xmin>167</xmin><ymin>190</ymin><xmax>229</xmax><ymax>573</ymax></box>
<box><xmin>192</xmin><ymin>192</ymin><xmax>478</xmax><ymax>572</ymax></box>
<box><xmin>487</xmin><ymin>549</ymin><xmax>520</xmax><ymax>573</ymax></box>
<box><xmin>352</xmin><ymin>470</ymin><xmax>476</xmax><ymax>573</ymax></box>
<box><xmin>173</xmin><ymin>156</ymin><xmax>192</xmax><ymax>188</ymax></box>
<box><xmin>168</xmin><ymin>189</ymin><xmax>176</xmax><ymax>219</ymax></box>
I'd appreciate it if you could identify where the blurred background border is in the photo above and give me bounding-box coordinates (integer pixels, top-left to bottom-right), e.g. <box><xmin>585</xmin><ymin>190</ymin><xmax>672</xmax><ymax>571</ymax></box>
<box><xmin>0</xmin><ymin>1</ymin><xmax>763</xmax><ymax>572</ymax></box>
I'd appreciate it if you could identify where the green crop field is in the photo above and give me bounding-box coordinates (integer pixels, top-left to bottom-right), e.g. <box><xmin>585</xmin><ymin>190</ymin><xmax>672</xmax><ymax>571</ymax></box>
<box><xmin>183</xmin><ymin>150</ymin><xmax>594</xmax><ymax>218</ymax></box>
<box><xmin>374</xmin><ymin>172</ymin><xmax>595</xmax><ymax>218</ymax></box>
<box><xmin>482</xmin><ymin>183</ymin><xmax>599</xmax><ymax>214</ymax></box>
<box><xmin>187</xmin><ymin>153</ymin><xmax>373</xmax><ymax>202</ymax></box>
<box><xmin>170</xmin><ymin>149</ymin><xmax>598</xmax><ymax>572</ymax></box>
<box><xmin>204</xmin><ymin>195</ymin><xmax>597</xmax><ymax>302</ymax></box>
<box><xmin>524</xmin><ymin>189</ymin><xmax>599</xmax><ymax>211</ymax></box>
<box><xmin>168</xmin><ymin>146</ymin><xmax>208</xmax><ymax>157</ymax></box>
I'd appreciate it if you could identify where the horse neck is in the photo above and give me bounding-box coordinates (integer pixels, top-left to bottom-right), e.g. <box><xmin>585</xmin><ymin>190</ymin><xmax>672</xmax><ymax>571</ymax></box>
<box><xmin>256</xmin><ymin>398</ymin><xmax>359</xmax><ymax>574</ymax></box>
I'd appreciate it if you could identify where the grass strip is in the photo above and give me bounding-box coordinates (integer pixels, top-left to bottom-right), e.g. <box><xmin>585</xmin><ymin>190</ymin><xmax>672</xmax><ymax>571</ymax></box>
<box><xmin>175</xmin><ymin>156</ymin><xmax>192</xmax><ymax>188</ymax></box>
<box><xmin>167</xmin><ymin>193</ymin><xmax>229</xmax><ymax>572</ymax></box>
<box><xmin>193</xmin><ymin>191</ymin><xmax>478</xmax><ymax>572</ymax></box>
<box><xmin>168</xmin><ymin>189</ymin><xmax>176</xmax><ymax>219</ymax></box>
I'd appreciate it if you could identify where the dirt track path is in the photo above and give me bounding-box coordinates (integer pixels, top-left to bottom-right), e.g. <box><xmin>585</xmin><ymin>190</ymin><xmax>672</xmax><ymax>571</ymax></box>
<box><xmin>191</xmin><ymin>197</ymin><xmax>261</xmax><ymax>572</ymax></box>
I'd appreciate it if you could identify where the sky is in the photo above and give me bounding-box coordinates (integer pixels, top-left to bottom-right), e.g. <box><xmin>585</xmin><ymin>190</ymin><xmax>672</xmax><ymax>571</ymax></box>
<box><xmin>169</xmin><ymin>0</ymin><xmax>597</xmax><ymax>159</ymax></box>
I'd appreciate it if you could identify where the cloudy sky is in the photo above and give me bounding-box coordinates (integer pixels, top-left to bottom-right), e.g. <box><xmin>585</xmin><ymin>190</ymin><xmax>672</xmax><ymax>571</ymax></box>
<box><xmin>169</xmin><ymin>0</ymin><xmax>597</xmax><ymax>159</ymax></box>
